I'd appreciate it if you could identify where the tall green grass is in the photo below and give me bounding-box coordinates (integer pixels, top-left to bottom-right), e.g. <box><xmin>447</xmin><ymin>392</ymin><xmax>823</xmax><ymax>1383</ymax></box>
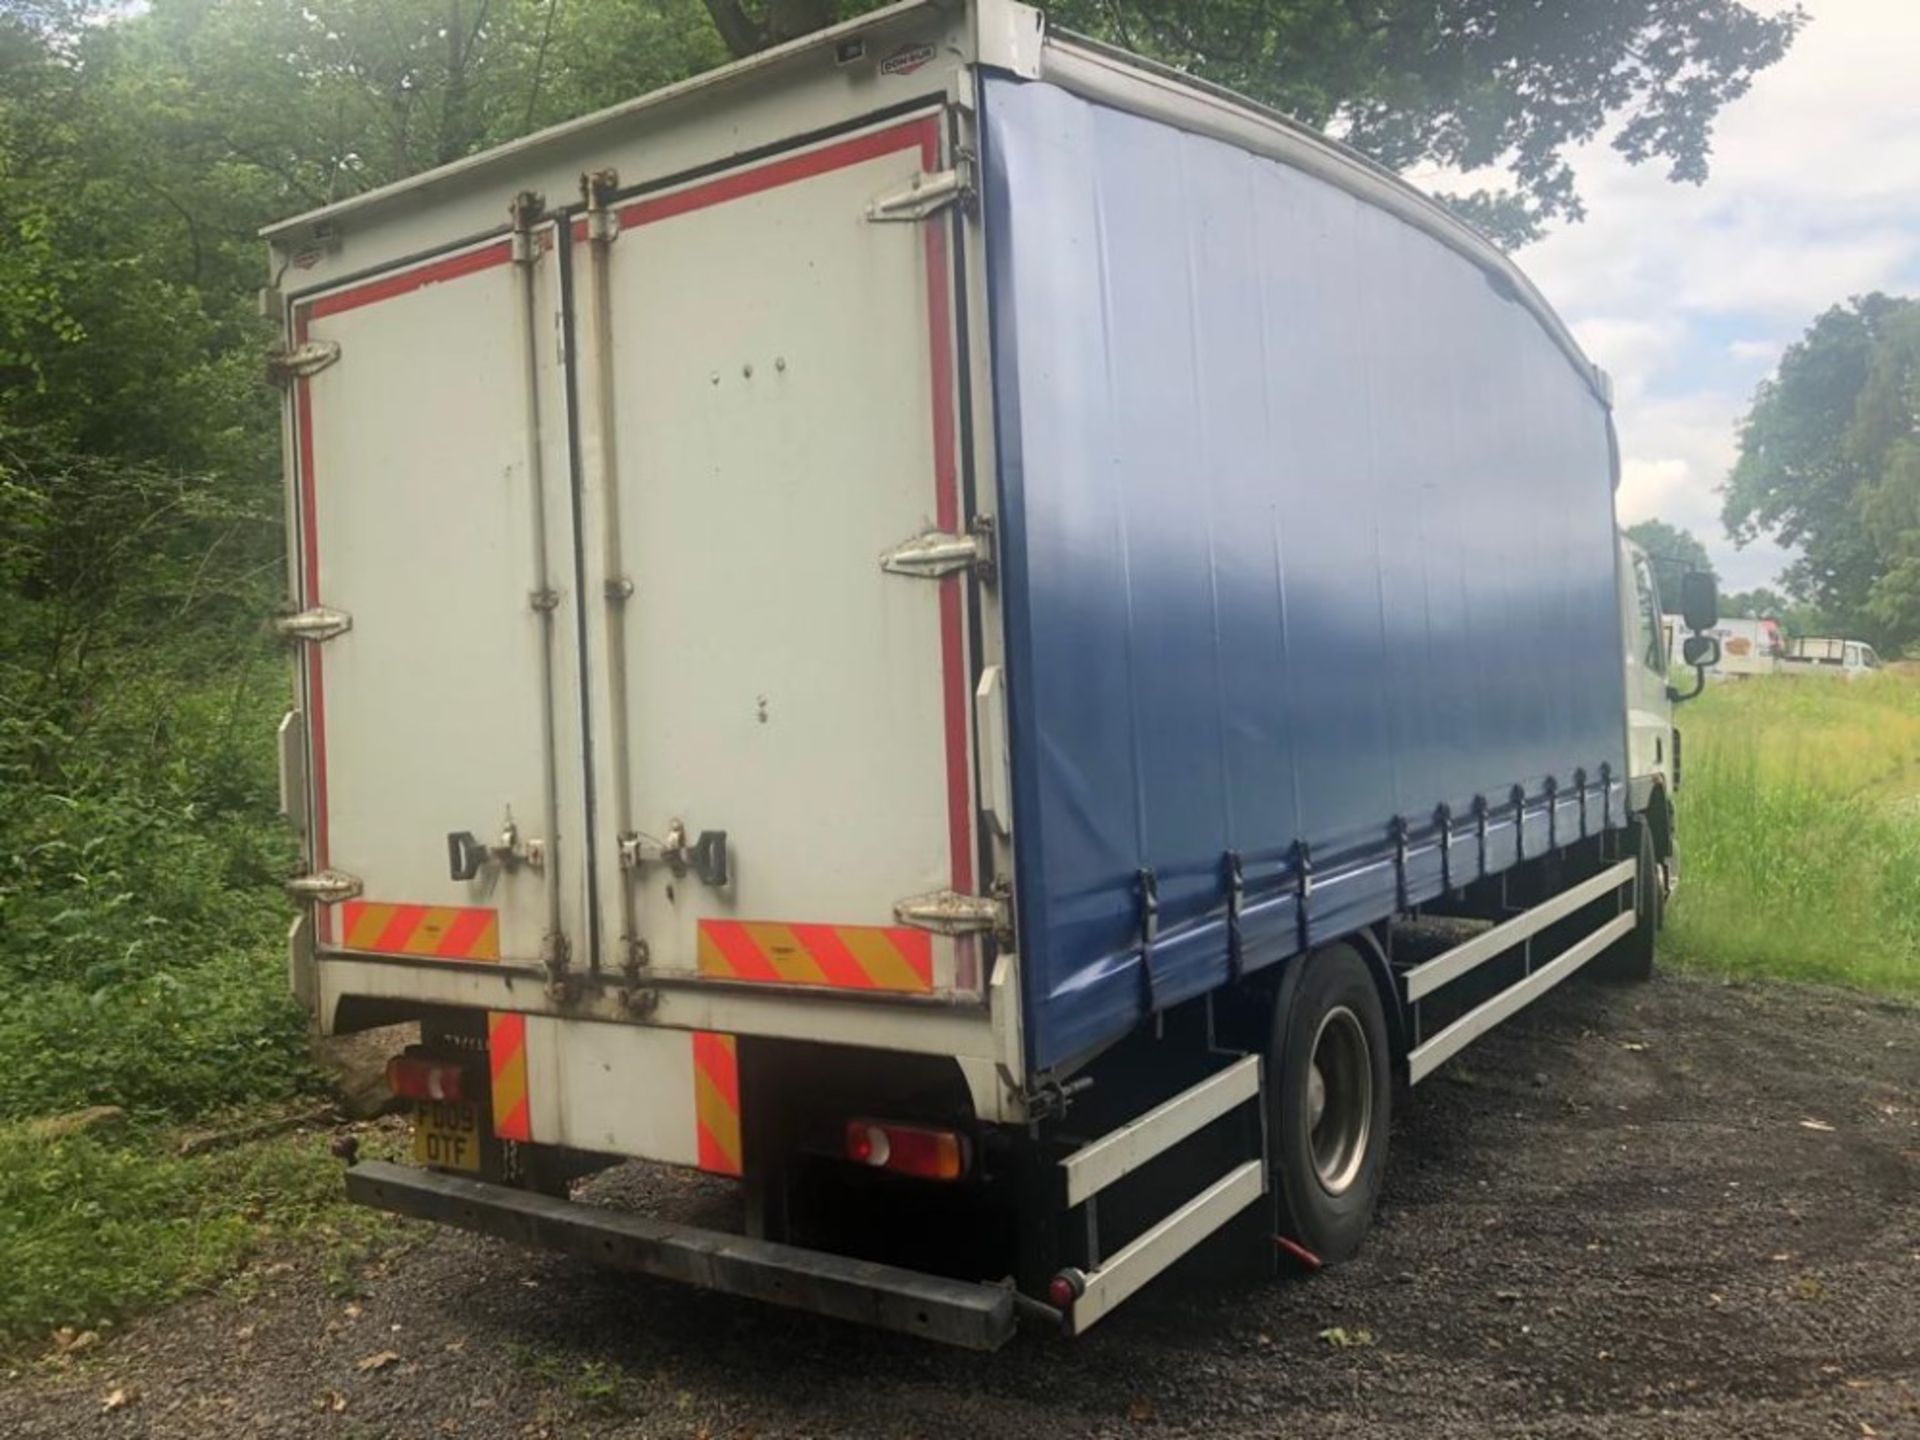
<box><xmin>1665</xmin><ymin>675</ymin><xmax>1920</xmax><ymax>994</ymax></box>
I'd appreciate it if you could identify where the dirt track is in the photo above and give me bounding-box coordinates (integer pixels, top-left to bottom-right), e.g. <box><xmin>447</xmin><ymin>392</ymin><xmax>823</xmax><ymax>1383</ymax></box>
<box><xmin>3</xmin><ymin>971</ymin><xmax>1916</xmax><ymax>1439</ymax></box>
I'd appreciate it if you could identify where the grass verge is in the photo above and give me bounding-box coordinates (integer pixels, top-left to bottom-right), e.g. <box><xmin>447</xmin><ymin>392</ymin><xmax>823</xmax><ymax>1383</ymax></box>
<box><xmin>1665</xmin><ymin>674</ymin><xmax>1920</xmax><ymax>995</ymax></box>
<box><xmin>0</xmin><ymin>1121</ymin><xmax>402</xmax><ymax>1352</ymax></box>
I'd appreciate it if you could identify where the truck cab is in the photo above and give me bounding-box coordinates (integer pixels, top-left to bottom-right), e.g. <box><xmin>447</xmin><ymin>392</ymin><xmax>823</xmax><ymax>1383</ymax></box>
<box><xmin>1620</xmin><ymin>537</ymin><xmax>1674</xmax><ymax>800</ymax></box>
<box><xmin>1620</xmin><ymin>535</ymin><xmax>1720</xmax><ymax>901</ymax></box>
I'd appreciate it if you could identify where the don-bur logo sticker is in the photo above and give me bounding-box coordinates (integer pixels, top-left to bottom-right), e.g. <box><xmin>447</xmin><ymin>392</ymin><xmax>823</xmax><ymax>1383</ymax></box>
<box><xmin>881</xmin><ymin>41</ymin><xmax>937</xmax><ymax>77</ymax></box>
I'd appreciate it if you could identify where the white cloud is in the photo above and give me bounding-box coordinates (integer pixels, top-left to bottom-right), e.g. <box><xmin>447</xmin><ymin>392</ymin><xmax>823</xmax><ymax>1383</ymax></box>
<box><xmin>1469</xmin><ymin>0</ymin><xmax>1920</xmax><ymax>593</ymax></box>
<box><xmin>1570</xmin><ymin>315</ymin><xmax>1685</xmax><ymax>406</ymax></box>
<box><xmin>1727</xmin><ymin>339</ymin><xmax>1781</xmax><ymax>365</ymax></box>
<box><xmin>1609</xmin><ymin>391</ymin><xmax>1792</xmax><ymax>591</ymax></box>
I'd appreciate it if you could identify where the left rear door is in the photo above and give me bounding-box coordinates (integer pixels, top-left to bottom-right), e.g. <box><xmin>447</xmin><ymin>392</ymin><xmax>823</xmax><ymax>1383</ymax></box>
<box><xmin>286</xmin><ymin>228</ymin><xmax>584</xmax><ymax>970</ymax></box>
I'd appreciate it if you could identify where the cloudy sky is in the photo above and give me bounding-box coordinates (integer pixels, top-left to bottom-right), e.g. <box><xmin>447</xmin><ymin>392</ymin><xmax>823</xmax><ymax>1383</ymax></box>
<box><xmin>1482</xmin><ymin>0</ymin><xmax>1920</xmax><ymax>592</ymax></box>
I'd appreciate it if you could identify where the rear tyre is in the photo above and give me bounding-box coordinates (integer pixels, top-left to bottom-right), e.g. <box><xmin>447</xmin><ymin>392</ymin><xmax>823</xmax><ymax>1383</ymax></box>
<box><xmin>1593</xmin><ymin>819</ymin><xmax>1660</xmax><ymax>982</ymax></box>
<box><xmin>1267</xmin><ymin>943</ymin><xmax>1392</xmax><ymax>1263</ymax></box>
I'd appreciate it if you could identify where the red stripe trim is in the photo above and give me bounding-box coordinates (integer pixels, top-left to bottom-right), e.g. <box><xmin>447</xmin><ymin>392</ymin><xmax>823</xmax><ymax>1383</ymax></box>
<box><xmin>691</xmin><ymin>1032</ymin><xmax>740</xmax><ymax>1112</ymax></box>
<box><xmin>886</xmin><ymin>927</ymin><xmax>936</xmax><ymax>988</ymax></box>
<box><xmin>786</xmin><ymin>923</ymin><xmax>874</xmax><ymax>990</ymax></box>
<box><xmin>614</xmin><ymin>119</ymin><xmax>930</xmax><ymax>233</ymax></box>
<box><xmin>496</xmin><ymin>1095</ymin><xmax>531</xmax><ymax>1142</ymax></box>
<box><xmin>572</xmin><ymin>115</ymin><xmax>975</xmax><ymax>958</ymax></box>
<box><xmin>489</xmin><ymin>1013</ymin><xmax>526</xmax><ymax>1081</ymax></box>
<box><xmin>372</xmin><ymin>903</ymin><xmax>428</xmax><ymax>952</ymax></box>
<box><xmin>434</xmin><ymin>906</ymin><xmax>495</xmax><ymax>959</ymax></box>
<box><xmin>292</xmin><ymin>310</ymin><xmax>331</xmax><ymax>942</ymax></box>
<box><xmin>918</xmin><ymin>120</ymin><xmax>973</xmax><ymax>900</ymax></box>
<box><xmin>705</xmin><ymin>921</ymin><xmax>781</xmax><ymax>982</ymax></box>
<box><xmin>292</xmin><ymin>242</ymin><xmax>512</xmax><ymax>946</ymax></box>
<box><xmin>307</xmin><ymin>240</ymin><xmax>512</xmax><ymax>320</ymax></box>
<box><xmin>696</xmin><ymin>1122</ymin><xmax>740</xmax><ymax>1175</ymax></box>
<box><xmin>295</xmin><ymin>119</ymin><xmax>973</xmax><ymax>968</ymax></box>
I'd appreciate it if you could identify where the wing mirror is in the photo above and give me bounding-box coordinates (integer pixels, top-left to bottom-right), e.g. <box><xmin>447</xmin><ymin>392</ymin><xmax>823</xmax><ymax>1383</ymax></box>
<box><xmin>1669</xmin><ymin>603</ymin><xmax>1722</xmax><ymax>705</ymax></box>
<box><xmin>1680</xmin><ymin>571</ymin><xmax>1719</xmax><ymax>633</ymax></box>
<box><xmin>1681</xmin><ymin>635</ymin><xmax>1720</xmax><ymax>668</ymax></box>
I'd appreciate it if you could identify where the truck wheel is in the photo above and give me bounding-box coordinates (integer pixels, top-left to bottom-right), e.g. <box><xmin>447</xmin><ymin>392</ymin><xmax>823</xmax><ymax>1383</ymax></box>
<box><xmin>1267</xmin><ymin>944</ymin><xmax>1392</xmax><ymax>1263</ymax></box>
<box><xmin>1593</xmin><ymin>820</ymin><xmax>1659</xmax><ymax>982</ymax></box>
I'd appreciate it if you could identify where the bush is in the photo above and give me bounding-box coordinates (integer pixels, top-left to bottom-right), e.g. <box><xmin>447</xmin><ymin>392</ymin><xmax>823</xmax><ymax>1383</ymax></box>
<box><xmin>0</xmin><ymin>478</ymin><xmax>317</xmax><ymax>1119</ymax></box>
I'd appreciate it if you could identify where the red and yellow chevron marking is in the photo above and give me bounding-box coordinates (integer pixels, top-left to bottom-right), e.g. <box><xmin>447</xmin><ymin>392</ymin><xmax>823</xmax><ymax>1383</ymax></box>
<box><xmin>487</xmin><ymin>1012</ymin><xmax>531</xmax><ymax>1141</ymax></box>
<box><xmin>341</xmin><ymin>901</ymin><xmax>499</xmax><ymax>961</ymax></box>
<box><xmin>691</xmin><ymin>1032</ymin><xmax>742</xmax><ymax>1176</ymax></box>
<box><xmin>696</xmin><ymin>921</ymin><xmax>933</xmax><ymax>994</ymax></box>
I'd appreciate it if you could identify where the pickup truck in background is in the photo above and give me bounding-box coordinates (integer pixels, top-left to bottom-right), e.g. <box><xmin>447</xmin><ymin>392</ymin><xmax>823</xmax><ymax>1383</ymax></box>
<box><xmin>1782</xmin><ymin>636</ymin><xmax>1884</xmax><ymax>678</ymax></box>
<box><xmin>265</xmin><ymin>0</ymin><xmax>1720</xmax><ymax>1348</ymax></box>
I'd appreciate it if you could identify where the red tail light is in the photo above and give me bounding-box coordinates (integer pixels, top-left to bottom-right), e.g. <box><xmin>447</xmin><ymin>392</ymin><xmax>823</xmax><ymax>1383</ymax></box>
<box><xmin>386</xmin><ymin>1055</ymin><xmax>468</xmax><ymax>1103</ymax></box>
<box><xmin>843</xmin><ymin>1120</ymin><xmax>969</xmax><ymax>1181</ymax></box>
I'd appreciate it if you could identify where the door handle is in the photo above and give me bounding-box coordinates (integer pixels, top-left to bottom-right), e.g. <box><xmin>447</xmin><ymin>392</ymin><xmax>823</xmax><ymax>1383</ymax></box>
<box><xmin>688</xmin><ymin>830</ymin><xmax>728</xmax><ymax>889</ymax></box>
<box><xmin>447</xmin><ymin>831</ymin><xmax>487</xmax><ymax>882</ymax></box>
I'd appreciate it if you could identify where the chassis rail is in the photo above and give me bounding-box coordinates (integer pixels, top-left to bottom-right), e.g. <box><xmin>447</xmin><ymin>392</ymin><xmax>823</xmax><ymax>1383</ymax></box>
<box><xmin>345</xmin><ymin>1160</ymin><xmax>1018</xmax><ymax>1350</ymax></box>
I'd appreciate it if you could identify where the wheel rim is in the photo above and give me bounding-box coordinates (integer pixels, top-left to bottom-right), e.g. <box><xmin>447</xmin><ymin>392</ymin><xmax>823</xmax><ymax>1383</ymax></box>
<box><xmin>1308</xmin><ymin>1005</ymin><xmax>1373</xmax><ymax>1197</ymax></box>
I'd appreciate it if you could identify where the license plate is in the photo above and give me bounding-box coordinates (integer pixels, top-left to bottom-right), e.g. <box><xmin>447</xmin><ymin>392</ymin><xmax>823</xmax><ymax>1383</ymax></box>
<box><xmin>412</xmin><ymin>1100</ymin><xmax>483</xmax><ymax>1173</ymax></box>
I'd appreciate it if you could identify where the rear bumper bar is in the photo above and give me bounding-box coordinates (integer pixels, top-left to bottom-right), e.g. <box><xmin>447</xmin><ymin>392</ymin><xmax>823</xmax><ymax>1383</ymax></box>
<box><xmin>345</xmin><ymin>1160</ymin><xmax>1018</xmax><ymax>1350</ymax></box>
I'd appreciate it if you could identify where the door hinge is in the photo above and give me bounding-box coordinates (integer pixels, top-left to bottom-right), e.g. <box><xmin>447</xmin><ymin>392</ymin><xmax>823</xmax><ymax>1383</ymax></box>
<box><xmin>895</xmin><ymin>880</ymin><xmax>1012</xmax><ymax>946</ymax></box>
<box><xmin>867</xmin><ymin>150</ymin><xmax>976</xmax><ymax>223</ymax></box>
<box><xmin>286</xmin><ymin>869</ymin><xmax>363</xmax><ymax>904</ymax></box>
<box><xmin>542</xmin><ymin>931</ymin><xmax>575</xmax><ymax>1004</ymax></box>
<box><xmin>881</xmin><ymin>517</ymin><xmax>995</xmax><ymax>582</ymax></box>
<box><xmin>582</xmin><ymin>168</ymin><xmax>620</xmax><ymax>244</ymax></box>
<box><xmin>266</xmin><ymin>339</ymin><xmax>341</xmax><ymax>384</ymax></box>
<box><xmin>274</xmin><ymin>606</ymin><xmax>353</xmax><ymax>643</ymax></box>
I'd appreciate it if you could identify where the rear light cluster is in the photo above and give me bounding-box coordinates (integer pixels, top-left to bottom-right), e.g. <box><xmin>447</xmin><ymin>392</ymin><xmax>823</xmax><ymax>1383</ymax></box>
<box><xmin>843</xmin><ymin>1119</ymin><xmax>970</xmax><ymax>1181</ymax></box>
<box><xmin>386</xmin><ymin>1054</ymin><xmax>469</xmax><ymax>1103</ymax></box>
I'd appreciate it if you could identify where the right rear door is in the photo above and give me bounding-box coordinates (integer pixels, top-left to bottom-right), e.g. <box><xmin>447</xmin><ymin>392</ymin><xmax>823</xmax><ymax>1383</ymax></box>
<box><xmin>575</xmin><ymin>111</ymin><xmax>981</xmax><ymax>1001</ymax></box>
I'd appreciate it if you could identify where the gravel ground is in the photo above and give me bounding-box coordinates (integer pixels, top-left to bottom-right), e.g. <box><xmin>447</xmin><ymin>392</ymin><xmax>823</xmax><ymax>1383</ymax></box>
<box><xmin>3</xmin><ymin>970</ymin><xmax>1916</xmax><ymax>1439</ymax></box>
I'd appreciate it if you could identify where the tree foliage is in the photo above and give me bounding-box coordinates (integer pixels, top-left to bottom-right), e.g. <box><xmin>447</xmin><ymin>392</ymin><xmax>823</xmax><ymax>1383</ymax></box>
<box><xmin>1723</xmin><ymin>294</ymin><xmax>1920</xmax><ymax>652</ymax></box>
<box><xmin>1720</xmin><ymin>585</ymin><xmax>1785</xmax><ymax>618</ymax></box>
<box><xmin>701</xmin><ymin>0</ymin><xmax>1805</xmax><ymax>246</ymax></box>
<box><xmin>1060</xmin><ymin>0</ymin><xmax>1804</xmax><ymax>245</ymax></box>
<box><xmin>1625</xmin><ymin>517</ymin><xmax>1715</xmax><ymax>610</ymax></box>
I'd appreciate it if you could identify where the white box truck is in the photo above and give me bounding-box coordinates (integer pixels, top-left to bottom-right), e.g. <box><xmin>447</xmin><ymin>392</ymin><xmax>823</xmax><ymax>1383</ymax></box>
<box><xmin>1665</xmin><ymin>614</ymin><xmax>1783</xmax><ymax>680</ymax></box>
<box><xmin>267</xmin><ymin>0</ymin><xmax>1719</xmax><ymax>1347</ymax></box>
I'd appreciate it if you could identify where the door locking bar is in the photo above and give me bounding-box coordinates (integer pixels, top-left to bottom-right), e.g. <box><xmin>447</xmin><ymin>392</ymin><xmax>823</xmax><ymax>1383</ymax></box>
<box><xmin>447</xmin><ymin>818</ymin><xmax>545</xmax><ymax>883</ymax></box>
<box><xmin>618</xmin><ymin>820</ymin><xmax>728</xmax><ymax>888</ymax></box>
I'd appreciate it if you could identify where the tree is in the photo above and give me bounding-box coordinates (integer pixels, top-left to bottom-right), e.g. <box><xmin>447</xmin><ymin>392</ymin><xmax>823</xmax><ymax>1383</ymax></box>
<box><xmin>1723</xmin><ymin>294</ymin><xmax>1920</xmax><ymax>651</ymax></box>
<box><xmin>1716</xmin><ymin>587</ymin><xmax>1828</xmax><ymax>637</ymax></box>
<box><xmin>697</xmin><ymin>0</ymin><xmax>1805</xmax><ymax>247</ymax></box>
<box><xmin>1624</xmin><ymin>519</ymin><xmax>1715</xmax><ymax>610</ymax></box>
<box><xmin>703</xmin><ymin>0</ymin><xmax>834</xmax><ymax>54</ymax></box>
<box><xmin>1720</xmin><ymin>586</ymin><xmax>1786</xmax><ymax>619</ymax></box>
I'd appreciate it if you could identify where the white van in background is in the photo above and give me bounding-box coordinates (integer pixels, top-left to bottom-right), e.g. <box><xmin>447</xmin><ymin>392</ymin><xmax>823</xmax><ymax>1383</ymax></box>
<box><xmin>1666</xmin><ymin>614</ymin><xmax>1783</xmax><ymax>679</ymax></box>
<box><xmin>1782</xmin><ymin>636</ymin><xmax>1883</xmax><ymax>679</ymax></box>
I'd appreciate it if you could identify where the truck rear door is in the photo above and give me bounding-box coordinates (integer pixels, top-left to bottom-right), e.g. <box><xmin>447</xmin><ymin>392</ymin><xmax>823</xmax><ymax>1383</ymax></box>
<box><xmin>286</xmin><ymin>223</ymin><xmax>582</xmax><ymax>968</ymax></box>
<box><xmin>575</xmin><ymin>111</ymin><xmax>982</xmax><ymax>999</ymax></box>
